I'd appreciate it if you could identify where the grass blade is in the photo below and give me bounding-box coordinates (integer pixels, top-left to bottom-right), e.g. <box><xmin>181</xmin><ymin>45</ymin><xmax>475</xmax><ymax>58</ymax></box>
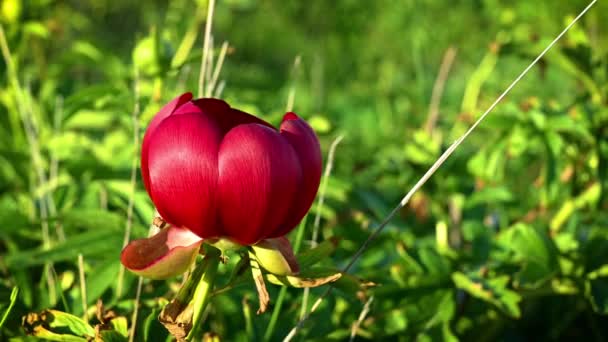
<box><xmin>0</xmin><ymin>287</ymin><xmax>19</xmax><ymax>330</ymax></box>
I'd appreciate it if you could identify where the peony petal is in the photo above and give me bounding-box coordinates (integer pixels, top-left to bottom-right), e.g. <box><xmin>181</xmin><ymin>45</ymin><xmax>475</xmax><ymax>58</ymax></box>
<box><xmin>120</xmin><ymin>226</ymin><xmax>203</xmax><ymax>280</ymax></box>
<box><xmin>218</xmin><ymin>124</ymin><xmax>301</xmax><ymax>245</ymax></box>
<box><xmin>271</xmin><ymin>113</ymin><xmax>323</xmax><ymax>237</ymax></box>
<box><xmin>141</xmin><ymin>93</ymin><xmax>193</xmax><ymax>193</ymax></box>
<box><xmin>147</xmin><ymin>113</ymin><xmax>222</xmax><ymax>237</ymax></box>
<box><xmin>173</xmin><ymin>98</ymin><xmax>273</xmax><ymax>135</ymax></box>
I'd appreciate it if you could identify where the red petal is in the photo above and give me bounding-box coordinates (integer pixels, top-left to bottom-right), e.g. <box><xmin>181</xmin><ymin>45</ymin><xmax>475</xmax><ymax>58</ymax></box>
<box><xmin>218</xmin><ymin>124</ymin><xmax>301</xmax><ymax>245</ymax></box>
<box><xmin>173</xmin><ymin>98</ymin><xmax>273</xmax><ymax>135</ymax></box>
<box><xmin>120</xmin><ymin>226</ymin><xmax>203</xmax><ymax>280</ymax></box>
<box><xmin>271</xmin><ymin>113</ymin><xmax>322</xmax><ymax>237</ymax></box>
<box><xmin>147</xmin><ymin>113</ymin><xmax>222</xmax><ymax>237</ymax></box>
<box><xmin>141</xmin><ymin>93</ymin><xmax>193</xmax><ymax>193</ymax></box>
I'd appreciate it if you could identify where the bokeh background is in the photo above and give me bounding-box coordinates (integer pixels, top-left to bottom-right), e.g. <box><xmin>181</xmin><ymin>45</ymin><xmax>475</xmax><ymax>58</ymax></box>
<box><xmin>2</xmin><ymin>0</ymin><xmax>608</xmax><ymax>340</ymax></box>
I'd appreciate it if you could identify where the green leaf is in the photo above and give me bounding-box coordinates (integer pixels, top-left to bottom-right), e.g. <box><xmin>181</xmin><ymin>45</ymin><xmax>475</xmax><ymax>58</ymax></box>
<box><xmin>403</xmin><ymin>130</ymin><xmax>440</xmax><ymax>165</ymax></box>
<box><xmin>142</xmin><ymin>308</ymin><xmax>168</xmax><ymax>342</ymax></box>
<box><xmin>502</xmin><ymin>223</ymin><xmax>558</xmax><ymax>288</ymax></box>
<box><xmin>84</xmin><ymin>260</ymin><xmax>121</xmax><ymax>306</ymax></box>
<box><xmin>466</xmin><ymin>186</ymin><xmax>513</xmax><ymax>208</ymax></box>
<box><xmin>452</xmin><ymin>272</ymin><xmax>522</xmax><ymax>318</ymax></box>
<box><xmin>383</xmin><ymin>309</ymin><xmax>409</xmax><ymax>335</ymax></box>
<box><xmin>546</xmin><ymin>115</ymin><xmax>592</xmax><ymax>143</ymax></box>
<box><xmin>0</xmin><ymin>286</ymin><xmax>18</xmax><ymax>329</ymax></box>
<box><xmin>5</xmin><ymin>229</ymin><xmax>122</xmax><ymax>268</ymax></box>
<box><xmin>417</xmin><ymin>322</ymin><xmax>458</xmax><ymax>342</ymax></box>
<box><xmin>0</xmin><ymin>195</ymin><xmax>32</xmax><ymax>237</ymax></box>
<box><xmin>64</xmin><ymin>110</ymin><xmax>119</xmax><ymax>130</ymax></box>
<box><xmin>296</xmin><ymin>237</ymin><xmax>339</xmax><ymax>269</ymax></box>
<box><xmin>170</xmin><ymin>6</ymin><xmax>205</xmax><ymax>69</ymax></box>
<box><xmin>419</xmin><ymin>247</ymin><xmax>451</xmax><ymax>277</ymax></box>
<box><xmin>62</xmin><ymin>209</ymin><xmax>124</xmax><ymax>232</ymax></box>
<box><xmin>23</xmin><ymin>21</ymin><xmax>50</xmax><ymax>39</ymax></box>
<box><xmin>550</xmin><ymin>183</ymin><xmax>601</xmax><ymax>232</ymax></box>
<box><xmin>45</xmin><ymin>310</ymin><xmax>94</xmax><ymax>336</ymax></box>
<box><xmin>72</xmin><ymin>40</ymin><xmax>103</xmax><ymax>62</ymax></box>
<box><xmin>111</xmin><ymin>316</ymin><xmax>129</xmax><ymax>336</ymax></box>
<box><xmin>94</xmin><ymin>316</ymin><xmax>129</xmax><ymax>341</ymax></box>
<box><xmin>587</xmin><ymin>277</ymin><xmax>608</xmax><ymax>315</ymax></box>
<box><xmin>97</xmin><ymin>330</ymin><xmax>128</xmax><ymax>342</ymax></box>
<box><xmin>23</xmin><ymin>310</ymin><xmax>95</xmax><ymax>341</ymax></box>
<box><xmin>461</xmin><ymin>49</ymin><xmax>498</xmax><ymax>113</ymax></box>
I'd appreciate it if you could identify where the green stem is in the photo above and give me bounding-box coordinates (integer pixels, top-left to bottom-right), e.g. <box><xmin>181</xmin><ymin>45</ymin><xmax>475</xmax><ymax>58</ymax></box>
<box><xmin>186</xmin><ymin>246</ymin><xmax>221</xmax><ymax>341</ymax></box>
<box><xmin>264</xmin><ymin>216</ymin><xmax>309</xmax><ymax>341</ymax></box>
<box><xmin>263</xmin><ymin>286</ymin><xmax>287</xmax><ymax>342</ymax></box>
<box><xmin>242</xmin><ymin>296</ymin><xmax>256</xmax><ymax>340</ymax></box>
<box><xmin>176</xmin><ymin>259</ymin><xmax>208</xmax><ymax>304</ymax></box>
<box><xmin>292</xmin><ymin>215</ymin><xmax>309</xmax><ymax>254</ymax></box>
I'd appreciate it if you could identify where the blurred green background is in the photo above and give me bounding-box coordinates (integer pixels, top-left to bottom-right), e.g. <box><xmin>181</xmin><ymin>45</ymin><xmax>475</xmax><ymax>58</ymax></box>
<box><xmin>2</xmin><ymin>0</ymin><xmax>608</xmax><ymax>340</ymax></box>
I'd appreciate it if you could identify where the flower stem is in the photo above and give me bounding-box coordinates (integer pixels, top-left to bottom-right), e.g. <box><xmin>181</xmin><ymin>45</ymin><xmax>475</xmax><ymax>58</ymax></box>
<box><xmin>186</xmin><ymin>246</ymin><xmax>221</xmax><ymax>341</ymax></box>
<box><xmin>264</xmin><ymin>216</ymin><xmax>308</xmax><ymax>341</ymax></box>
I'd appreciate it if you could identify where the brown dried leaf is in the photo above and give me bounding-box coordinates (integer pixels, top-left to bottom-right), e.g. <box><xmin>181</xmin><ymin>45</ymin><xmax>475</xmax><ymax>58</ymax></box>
<box><xmin>249</xmin><ymin>252</ymin><xmax>270</xmax><ymax>314</ymax></box>
<box><xmin>266</xmin><ymin>267</ymin><xmax>342</xmax><ymax>288</ymax></box>
<box><xmin>158</xmin><ymin>300</ymin><xmax>194</xmax><ymax>342</ymax></box>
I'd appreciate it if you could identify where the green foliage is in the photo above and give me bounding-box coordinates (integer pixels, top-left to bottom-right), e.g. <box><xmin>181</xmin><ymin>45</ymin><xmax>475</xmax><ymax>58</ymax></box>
<box><xmin>1</xmin><ymin>0</ymin><xmax>608</xmax><ymax>341</ymax></box>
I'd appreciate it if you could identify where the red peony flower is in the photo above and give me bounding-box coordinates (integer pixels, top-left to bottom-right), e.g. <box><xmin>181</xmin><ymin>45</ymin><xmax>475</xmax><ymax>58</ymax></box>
<box><xmin>121</xmin><ymin>93</ymin><xmax>321</xmax><ymax>278</ymax></box>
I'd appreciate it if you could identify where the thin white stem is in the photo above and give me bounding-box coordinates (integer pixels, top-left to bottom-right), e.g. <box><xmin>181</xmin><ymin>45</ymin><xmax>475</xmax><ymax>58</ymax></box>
<box><xmin>214</xmin><ymin>80</ymin><xmax>226</xmax><ymax>98</ymax></box>
<box><xmin>116</xmin><ymin>68</ymin><xmax>141</xmax><ymax>299</ymax></box>
<box><xmin>300</xmin><ymin>135</ymin><xmax>344</xmax><ymax>320</ymax></box>
<box><xmin>99</xmin><ymin>185</ymin><xmax>108</xmax><ymax>210</ymax></box>
<box><xmin>425</xmin><ymin>46</ymin><xmax>457</xmax><ymax>134</ymax></box>
<box><xmin>207</xmin><ymin>41</ymin><xmax>229</xmax><ymax>97</ymax></box>
<box><xmin>311</xmin><ymin>135</ymin><xmax>344</xmax><ymax>245</ymax></box>
<box><xmin>128</xmin><ymin>222</ymin><xmax>156</xmax><ymax>342</ymax></box>
<box><xmin>49</xmin><ymin>96</ymin><xmax>65</xmax><ymax>242</ymax></box>
<box><xmin>282</xmin><ymin>1</ymin><xmax>597</xmax><ymax>340</ymax></box>
<box><xmin>128</xmin><ymin>276</ymin><xmax>144</xmax><ymax>342</ymax></box>
<box><xmin>49</xmin><ymin>96</ymin><xmax>62</xmax><ymax>186</ymax></box>
<box><xmin>78</xmin><ymin>254</ymin><xmax>88</xmax><ymax>321</ymax></box>
<box><xmin>206</xmin><ymin>36</ymin><xmax>215</xmax><ymax>90</ymax></box>
<box><xmin>286</xmin><ymin>56</ymin><xmax>301</xmax><ymax>112</ymax></box>
<box><xmin>198</xmin><ymin>0</ymin><xmax>216</xmax><ymax>98</ymax></box>
<box><xmin>349</xmin><ymin>296</ymin><xmax>374</xmax><ymax>342</ymax></box>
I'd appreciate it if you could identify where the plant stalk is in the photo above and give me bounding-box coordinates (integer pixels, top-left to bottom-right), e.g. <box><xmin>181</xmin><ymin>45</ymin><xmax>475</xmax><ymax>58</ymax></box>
<box><xmin>186</xmin><ymin>246</ymin><xmax>221</xmax><ymax>341</ymax></box>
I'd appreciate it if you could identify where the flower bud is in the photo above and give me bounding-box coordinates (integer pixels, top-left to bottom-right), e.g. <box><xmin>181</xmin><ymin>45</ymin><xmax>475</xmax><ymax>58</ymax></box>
<box><xmin>250</xmin><ymin>237</ymin><xmax>299</xmax><ymax>276</ymax></box>
<box><xmin>140</xmin><ymin>93</ymin><xmax>322</xmax><ymax>245</ymax></box>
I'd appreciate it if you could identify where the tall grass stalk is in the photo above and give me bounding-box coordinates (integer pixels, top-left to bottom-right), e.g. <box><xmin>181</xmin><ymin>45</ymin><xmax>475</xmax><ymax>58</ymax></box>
<box><xmin>0</xmin><ymin>24</ymin><xmax>58</xmax><ymax>305</ymax></box>
<box><xmin>116</xmin><ymin>68</ymin><xmax>141</xmax><ymax>299</ymax></box>
<box><xmin>285</xmin><ymin>56</ymin><xmax>301</xmax><ymax>112</ymax></box>
<box><xmin>128</xmin><ymin>219</ymin><xmax>161</xmax><ymax>342</ymax></box>
<box><xmin>282</xmin><ymin>1</ymin><xmax>598</xmax><ymax>340</ymax></box>
<box><xmin>49</xmin><ymin>96</ymin><xmax>66</xmax><ymax>242</ymax></box>
<box><xmin>198</xmin><ymin>0</ymin><xmax>216</xmax><ymax>98</ymax></box>
<box><xmin>129</xmin><ymin>276</ymin><xmax>144</xmax><ymax>342</ymax></box>
<box><xmin>207</xmin><ymin>41</ymin><xmax>229</xmax><ymax>97</ymax></box>
<box><xmin>299</xmin><ymin>134</ymin><xmax>343</xmax><ymax>321</ymax></box>
<box><xmin>78</xmin><ymin>254</ymin><xmax>88</xmax><ymax>321</ymax></box>
<box><xmin>424</xmin><ymin>46</ymin><xmax>457</xmax><ymax>135</ymax></box>
<box><xmin>214</xmin><ymin>80</ymin><xmax>226</xmax><ymax>98</ymax></box>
